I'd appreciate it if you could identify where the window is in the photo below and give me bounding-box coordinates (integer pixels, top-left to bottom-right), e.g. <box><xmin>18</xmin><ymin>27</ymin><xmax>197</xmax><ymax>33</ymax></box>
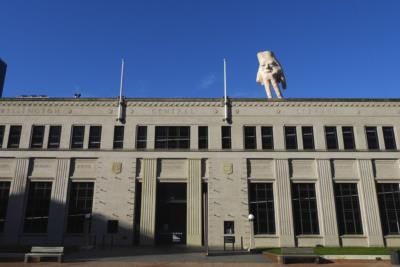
<box><xmin>24</xmin><ymin>182</ymin><xmax>52</xmax><ymax>233</ymax></box>
<box><xmin>7</xmin><ymin>125</ymin><xmax>22</xmax><ymax>148</ymax></box>
<box><xmin>261</xmin><ymin>126</ymin><xmax>273</xmax><ymax>150</ymax></box>
<box><xmin>88</xmin><ymin>126</ymin><xmax>102</xmax><ymax>149</ymax></box>
<box><xmin>365</xmin><ymin>126</ymin><xmax>379</xmax><ymax>150</ymax></box>
<box><xmin>221</xmin><ymin>126</ymin><xmax>231</xmax><ymax>149</ymax></box>
<box><xmin>113</xmin><ymin>126</ymin><xmax>124</xmax><ymax>149</ymax></box>
<box><xmin>302</xmin><ymin>126</ymin><xmax>314</xmax><ymax>150</ymax></box>
<box><xmin>224</xmin><ymin>221</ymin><xmax>235</xmax><ymax>234</ymax></box>
<box><xmin>383</xmin><ymin>126</ymin><xmax>397</xmax><ymax>150</ymax></box>
<box><xmin>0</xmin><ymin>182</ymin><xmax>11</xmax><ymax>232</ymax></box>
<box><xmin>334</xmin><ymin>183</ymin><xmax>363</xmax><ymax>235</ymax></box>
<box><xmin>67</xmin><ymin>182</ymin><xmax>94</xmax><ymax>233</ymax></box>
<box><xmin>292</xmin><ymin>183</ymin><xmax>319</xmax><ymax>235</ymax></box>
<box><xmin>244</xmin><ymin>126</ymin><xmax>257</xmax><ymax>149</ymax></box>
<box><xmin>377</xmin><ymin>183</ymin><xmax>400</xmax><ymax>235</ymax></box>
<box><xmin>71</xmin><ymin>126</ymin><xmax>85</xmax><ymax>149</ymax></box>
<box><xmin>0</xmin><ymin>125</ymin><xmax>5</xmax><ymax>148</ymax></box>
<box><xmin>48</xmin><ymin>126</ymin><xmax>61</xmax><ymax>149</ymax></box>
<box><xmin>30</xmin><ymin>126</ymin><xmax>45</xmax><ymax>149</ymax></box>
<box><xmin>249</xmin><ymin>183</ymin><xmax>275</xmax><ymax>234</ymax></box>
<box><xmin>155</xmin><ymin>126</ymin><xmax>190</xmax><ymax>149</ymax></box>
<box><xmin>136</xmin><ymin>126</ymin><xmax>147</xmax><ymax>149</ymax></box>
<box><xmin>325</xmin><ymin>126</ymin><xmax>338</xmax><ymax>150</ymax></box>
<box><xmin>198</xmin><ymin>126</ymin><xmax>208</xmax><ymax>149</ymax></box>
<box><xmin>284</xmin><ymin>126</ymin><xmax>297</xmax><ymax>149</ymax></box>
<box><xmin>342</xmin><ymin>126</ymin><xmax>355</xmax><ymax>150</ymax></box>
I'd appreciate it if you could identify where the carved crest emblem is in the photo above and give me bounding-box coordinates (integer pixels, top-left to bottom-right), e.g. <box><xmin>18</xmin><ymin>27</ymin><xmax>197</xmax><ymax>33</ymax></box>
<box><xmin>223</xmin><ymin>162</ymin><xmax>233</xmax><ymax>175</ymax></box>
<box><xmin>112</xmin><ymin>162</ymin><xmax>122</xmax><ymax>174</ymax></box>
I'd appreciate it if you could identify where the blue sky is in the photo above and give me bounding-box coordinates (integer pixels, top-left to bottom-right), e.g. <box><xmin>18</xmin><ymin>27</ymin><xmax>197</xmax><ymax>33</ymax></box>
<box><xmin>0</xmin><ymin>0</ymin><xmax>399</xmax><ymax>98</ymax></box>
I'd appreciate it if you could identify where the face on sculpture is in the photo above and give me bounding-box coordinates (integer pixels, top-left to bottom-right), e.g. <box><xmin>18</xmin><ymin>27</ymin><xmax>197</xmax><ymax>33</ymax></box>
<box><xmin>259</xmin><ymin>58</ymin><xmax>281</xmax><ymax>78</ymax></box>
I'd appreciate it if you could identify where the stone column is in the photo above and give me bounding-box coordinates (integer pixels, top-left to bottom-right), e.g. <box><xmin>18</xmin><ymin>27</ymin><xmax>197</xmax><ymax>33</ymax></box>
<box><xmin>47</xmin><ymin>159</ymin><xmax>70</xmax><ymax>245</ymax></box>
<box><xmin>187</xmin><ymin>159</ymin><xmax>202</xmax><ymax>246</ymax></box>
<box><xmin>147</xmin><ymin>126</ymin><xmax>155</xmax><ymax>150</ymax></box>
<box><xmin>190</xmin><ymin>126</ymin><xmax>198</xmax><ymax>150</ymax></box>
<box><xmin>42</xmin><ymin>125</ymin><xmax>50</xmax><ymax>148</ymax></box>
<box><xmin>2</xmin><ymin>125</ymin><xmax>10</xmax><ymax>148</ymax></box>
<box><xmin>275</xmin><ymin>159</ymin><xmax>295</xmax><ymax>247</ymax></box>
<box><xmin>3</xmin><ymin>158</ymin><xmax>30</xmax><ymax>244</ymax></box>
<box><xmin>316</xmin><ymin>160</ymin><xmax>340</xmax><ymax>246</ymax></box>
<box><xmin>139</xmin><ymin>158</ymin><xmax>157</xmax><ymax>245</ymax></box>
<box><xmin>358</xmin><ymin>159</ymin><xmax>384</xmax><ymax>246</ymax></box>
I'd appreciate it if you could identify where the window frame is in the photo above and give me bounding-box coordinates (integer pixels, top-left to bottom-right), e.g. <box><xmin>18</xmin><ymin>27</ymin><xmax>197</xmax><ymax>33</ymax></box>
<box><xmin>382</xmin><ymin>126</ymin><xmax>397</xmax><ymax>150</ymax></box>
<box><xmin>70</xmin><ymin>125</ymin><xmax>85</xmax><ymax>149</ymax></box>
<box><xmin>244</xmin><ymin>126</ymin><xmax>257</xmax><ymax>150</ymax></box>
<box><xmin>0</xmin><ymin>181</ymin><xmax>11</xmax><ymax>232</ymax></box>
<box><xmin>7</xmin><ymin>125</ymin><xmax>22</xmax><ymax>149</ymax></box>
<box><xmin>136</xmin><ymin>125</ymin><xmax>147</xmax><ymax>149</ymax></box>
<box><xmin>113</xmin><ymin>125</ymin><xmax>125</xmax><ymax>149</ymax></box>
<box><xmin>88</xmin><ymin>125</ymin><xmax>102</xmax><ymax>149</ymax></box>
<box><xmin>301</xmin><ymin>126</ymin><xmax>315</xmax><ymax>150</ymax></box>
<box><xmin>154</xmin><ymin>126</ymin><xmax>191</xmax><ymax>149</ymax></box>
<box><xmin>198</xmin><ymin>126</ymin><xmax>208</xmax><ymax>150</ymax></box>
<box><xmin>284</xmin><ymin>126</ymin><xmax>297</xmax><ymax>150</ymax></box>
<box><xmin>261</xmin><ymin>126</ymin><xmax>274</xmax><ymax>150</ymax></box>
<box><xmin>0</xmin><ymin>125</ymin><xmax>5</xmax><ymax>148</ymax></box>
<box><xmin>365</xmin><ymin>126</ymin><xmax>379</xmax><ymax>150</ymax></box>
<box><xmin>325</xmin><ymin>126</ymin><xmax>338</xmax><ymax>150</ymax></box>
<box><xmin>292</xmin><ymin>183</ymin><xmax>320</xmax><ymax>235</ymax></box>
<box><xmin>342</xmin><ymin>126</ymin><xmax>356</xmax><ymax>150</ymax></box>
<box><xmin>30</xmin><ymin>125</ymin><xmax>45</xmax><ymax>149</ymax></box>
<box><xmin>221</xmin><ymin>126</ymin><xmax>232</xmax><ymax>150</ymax></box>
<box><xmin>47</xmin><ymin>125</ymin><xmax>62</xmax><ymax>149</ymax></box>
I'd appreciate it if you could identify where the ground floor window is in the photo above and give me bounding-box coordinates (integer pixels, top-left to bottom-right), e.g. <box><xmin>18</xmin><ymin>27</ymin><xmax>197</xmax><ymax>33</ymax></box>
<box><xmin>0</xmin><ymin>182</ymin><xmax>11</xmax><ymax>232</ymax></box>
<box><xmin>249</xmin><ymin>183</ymin><xmax>275</xmax><ymax>234</ymax></box>
<box><xmin>292</xmin><ymin>183</ymin><xmax>319</xmax><ymax>235</ymax></box>
<box><xmin>24</xmin><ymin>182</ymin><xmax>52</xmax><ymax>233</ymax></box>
<box><xmin>334</xmin><ymin>183</ymin><xmax>363</xmax><ymax>235</ymax></box>
<box><xmin>377</xmin><ymin>183</ymin><xmax>400</xmax><ymax>235</ymax></box>
<box><xmin>67</xmin><ymin>182</ymin><xmax>94</xmax><ymax>233</ymax></box>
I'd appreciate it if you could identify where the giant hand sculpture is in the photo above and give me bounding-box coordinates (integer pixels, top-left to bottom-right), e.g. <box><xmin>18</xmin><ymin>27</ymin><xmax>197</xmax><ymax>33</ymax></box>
<box><xmin>256</xmin><ymin>51</ymin><xmax>286</xmax><ymax>99</ymax></box>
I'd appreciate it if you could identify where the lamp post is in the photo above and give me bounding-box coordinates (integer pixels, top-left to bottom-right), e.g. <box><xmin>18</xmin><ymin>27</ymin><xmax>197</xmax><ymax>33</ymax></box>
<box><xmin>248</xmin><ymin>214</ymin><xmax>255</xmax><ymax>252</ymax></box>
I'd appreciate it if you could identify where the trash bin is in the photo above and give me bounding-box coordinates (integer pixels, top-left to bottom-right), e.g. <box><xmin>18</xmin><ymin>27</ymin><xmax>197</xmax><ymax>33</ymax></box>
<box><xmin>391</xmin><ymin>250</ymin><xmax>400</xmax><ymax>265</ymax></box>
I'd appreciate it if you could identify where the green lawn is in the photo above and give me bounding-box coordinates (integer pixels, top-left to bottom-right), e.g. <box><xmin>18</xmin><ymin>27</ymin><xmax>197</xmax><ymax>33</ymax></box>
<box><xmin>264</xmin><ymin>247</ymin><xmax>399</xmax><ymax>255</ymax></box>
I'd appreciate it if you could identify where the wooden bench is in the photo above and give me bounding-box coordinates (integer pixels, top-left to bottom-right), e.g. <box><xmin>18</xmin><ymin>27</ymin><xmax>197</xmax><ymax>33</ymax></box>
<box><xmin>281</xmin><ymin>247</ymin><xmax>319</xmax><ymax>264</ymax></box>
<box><xmin>24</xmin><ymin>246</ymin><xmax>64</xmax><ymax>263</ymax></box>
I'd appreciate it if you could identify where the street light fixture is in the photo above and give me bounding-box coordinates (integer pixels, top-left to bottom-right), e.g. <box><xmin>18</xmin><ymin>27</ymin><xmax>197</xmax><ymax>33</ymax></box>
<box><xmin>248</xmin><ymin>214</ymin><xmax>255</xmax><ymax>251</ymax></box>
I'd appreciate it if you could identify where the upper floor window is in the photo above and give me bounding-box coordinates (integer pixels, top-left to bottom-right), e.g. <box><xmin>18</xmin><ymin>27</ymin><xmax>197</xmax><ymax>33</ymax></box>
<box><xmin>325</xmin><ymin>126</ymin><xmax>338</xmax><ymax>150</ymax></box>
<box><xmin>221</xmin><ymin>126</ymin><xmax>231</xmax><ymax>149</ymax></box>
<box><xmin>48</xmin><ymin>126</ymin><xmax>61</xmax><ymax>149</ymax></box>
<box><xmin>292</xmin><ymin>183</ymin><xmax>319</xmax><ymax>235</ymax></box>
<box><xmin>301</xmin><ymin>126</ymin><xmax>314</xmax><ymax>150</ymax></box>
<box><xmin>342</xmin><ymin>126</ymin><xmax>355</xmax><ymax>150</ymax></box>
<box><xmin>155</xmin><ymin>126</ymin><xmax>190</xmax><ymax>149</ymax></box>
<box><xmin>7</xmin><ymin>125</ymin><xmax>22</xmax><ymax>148</ymax></box>
<box><xmin>30</xmin><ymin>125</ymin><xmax>45</xmax><ymax>149</ymax></box>
<box><xmin>284</xmin><ymin>126</ymin><xmax>297</xmax><ymax>150</ymax></box>
<box><xmin>71</xmin><ymin>126</ymin><xmax>84</xmax><ymax>149</ymax></box>
<box><xmin>244</xmin><ymin>126</ymin><xmax>257</xmax><ymax>149</ymax></box>
<box><xmin>0</xmin><ymin>125</ymin><xmax>5</xmax><ymax>148</ymax></box>
<box><xmin>24</xmin><ymin>182</ymin><xmax>52</xmax><ymax>233</ymax></box>
<box><xmin>198</xmin><ymin>126</ymin><xmax>208</xmax><ymax>149</ymax></box>
<box><xmin>67</xmin><ymin>182</ymin><xmax>94</xmax><ymax>233</ymax></box>
<box><xmin>113</xmin><ymin>126</ymin><xmax>124</xmax><ymax>149</ymax></box>
<box><xmin>88</xmin><ymin>126</ymin><xmax>102</xmax><ymax>149</ymax></box>
<box><xmin>0</xmin><ymin>181</ymin><xmax>11</xmax><ymax>232</ymax></box>
<box><xmin>136</xmin><ymin>126</ymin><xmax>147</xmax><ymax>149</ymax></box>
<box><xmin>261</xmin><ymin>126</ymin><xmax>273</xmax><ymax>150</ymax></box>
<box><xmin>365</xmin><ymin>126</ymin><xmax>379</xmax><ymax>150</ymax></box>
<box><xmin>383</xmin><ymin>126</ymin><xmax>396</xmax><ymax>150</ymax></box>
<box><xmin>334</xmin><ymin>183</ymin><xmax>363</xmax><ymax>235</ymax></box>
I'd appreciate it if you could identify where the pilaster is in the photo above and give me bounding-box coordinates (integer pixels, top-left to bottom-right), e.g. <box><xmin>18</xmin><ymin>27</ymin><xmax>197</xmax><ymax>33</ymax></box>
<box><xmin>275</xmin><ymin>159</ymin><xmax>295</xmax><ymax>247</ymax></box>
<box><xmin>316</xmin><ymin>160</ymin><xmax>340</xmax><ymax>246</ymax></box>
<box><xmin>186</xmin><ymin>159</ymin><xmax>202</xmax><ymax>246</ymax></box>
<box><xmin>3</xmin><ymin>158</ymin><xmax>29</xmax><ymax>244</ymax></box>
<box><xmin>47</xmin><ymin>159</ymin><xmax>70</xmax><ymax>245</ymax></box>
<box><xmin>139</xmin><ymin>158</ymin><xmax>157</xmax><ymax>245</ymax></box>
<box><xmin>358</xmin><ymin>159</ymin><xmax>384</xmax><ymax>246</ymax></box>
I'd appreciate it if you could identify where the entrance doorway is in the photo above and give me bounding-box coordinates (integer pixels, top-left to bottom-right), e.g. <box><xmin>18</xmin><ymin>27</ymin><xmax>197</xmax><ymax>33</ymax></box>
<box><xmin>156</xmin><ymin>183</ymin><xmax>186</xmax><ymax>245</ymax></box>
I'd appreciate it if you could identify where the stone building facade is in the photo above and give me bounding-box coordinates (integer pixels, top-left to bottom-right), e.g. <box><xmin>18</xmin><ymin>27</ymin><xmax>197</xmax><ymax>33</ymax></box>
<box><xmin>0</xmin><ymin>97</ymin><xmax>400</xmax><ymax>249</ymax></box>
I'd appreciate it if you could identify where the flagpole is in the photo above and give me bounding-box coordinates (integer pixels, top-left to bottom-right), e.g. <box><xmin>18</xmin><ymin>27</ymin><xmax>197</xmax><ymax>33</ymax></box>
<box><xmin>117</xmin><ymin>58</ymin><xmax>125</xmax><ymax>122</ymax></box>
<box><xmin>223</xmin><ymin>58</ymin><xmax>228</xmax><ymax>122</ymax></box>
